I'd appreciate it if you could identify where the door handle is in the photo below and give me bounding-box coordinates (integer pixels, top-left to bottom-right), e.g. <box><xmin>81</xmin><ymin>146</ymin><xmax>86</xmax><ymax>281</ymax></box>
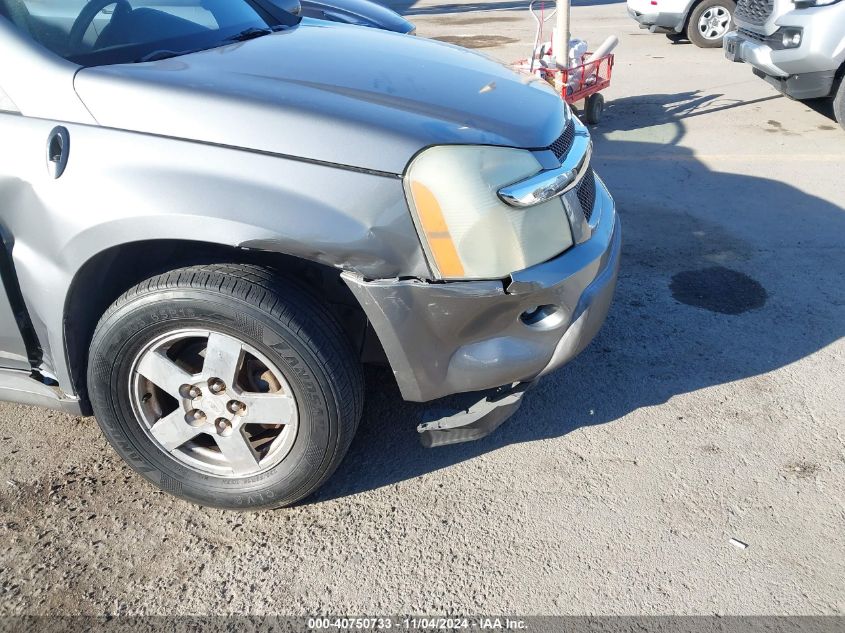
<box><xmin>46</xmin><ymin>126</ymin><xmax>70</xmax><ymax>179</ymax></box>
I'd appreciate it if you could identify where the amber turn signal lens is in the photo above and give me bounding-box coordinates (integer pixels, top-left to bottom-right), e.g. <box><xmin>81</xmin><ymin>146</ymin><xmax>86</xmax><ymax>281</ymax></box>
<box><xmin>409</xmin><ymin>181</ymin><xmax>465</xmax><ymax>278</ymax></box>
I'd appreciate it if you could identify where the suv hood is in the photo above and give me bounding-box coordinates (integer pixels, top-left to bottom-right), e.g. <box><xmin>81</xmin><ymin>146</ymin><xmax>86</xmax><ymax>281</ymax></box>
<box><xmin>74</xmin><ymin>21</ymin><xmax>567</xmax><ymax>174</ymax></box>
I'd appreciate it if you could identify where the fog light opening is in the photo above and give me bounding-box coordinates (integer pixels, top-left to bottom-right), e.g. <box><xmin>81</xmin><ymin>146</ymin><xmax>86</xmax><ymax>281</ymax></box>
<box><xmin>520</xmin><ymin>304</ymin><xmax>565</xmax><ymax>330</ymax></box>
<box><xmin>779</xmin><ymin>28</ymin><xmax>802</xmax><ymax>49</ymax></box>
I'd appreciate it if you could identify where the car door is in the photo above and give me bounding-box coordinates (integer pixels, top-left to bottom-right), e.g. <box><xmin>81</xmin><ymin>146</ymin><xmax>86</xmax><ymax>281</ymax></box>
<box><xmin>0</xmin><ymin>84</ymin><xmax>36</xmax><ymax>371</ymax></box>
<box><xmin>0</xmin><ymin>7</ymin><xmax>91</xmax><ymax>376</ymax></box>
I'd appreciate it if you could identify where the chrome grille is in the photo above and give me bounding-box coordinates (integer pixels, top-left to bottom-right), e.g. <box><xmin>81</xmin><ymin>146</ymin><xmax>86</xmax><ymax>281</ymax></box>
<box><xmin>548</xmin><ymin>120</ymin><xmax>576</xmax><ymax>160</ymax></box>
<box><xmin>576</xmin><ymin>168</ymin><xmax>596</xmax><ymax>222</ymax></box>
<box><xmin>735</xmin><ymin>0</ymin><xmax>773</xmax><ymax>26</ymax></box>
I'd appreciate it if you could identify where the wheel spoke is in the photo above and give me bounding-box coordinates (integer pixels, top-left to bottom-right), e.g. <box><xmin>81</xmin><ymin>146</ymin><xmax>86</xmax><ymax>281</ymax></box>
<box><xmin>215</xmin><ymin>430</ymin><xmax>261</xmax><ymax>476</ymax></box>
<box><xmin>202</xmin><ymin>332</ymin><xmax>243</xmax><ymax>386</ymax></box>
<box><xmin>240</xmin><ymin>392</ymin><xmax>297</xmax><ymax>425</ymax></box>
<box><xmin>150</xmin><ymin>409</ymin><xmax>204</xmax><ymax>452</ymax></box>
<box><xmin>136</xmin><ymin>351</ymin><xmax>195</xmax><ymax>398</ymax></box>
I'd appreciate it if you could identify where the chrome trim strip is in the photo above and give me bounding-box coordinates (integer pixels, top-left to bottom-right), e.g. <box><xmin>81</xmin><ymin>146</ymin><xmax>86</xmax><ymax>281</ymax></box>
<box><xmin>498</xmin><ymin>120</ymin><xmax>592</xmax><ymax>208</ymax></box>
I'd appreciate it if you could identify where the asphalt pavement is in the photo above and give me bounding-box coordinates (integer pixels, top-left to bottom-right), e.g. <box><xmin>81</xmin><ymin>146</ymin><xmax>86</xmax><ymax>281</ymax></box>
<box><xmin>1</xmin><ymin>0</ymin><xmax>843</xmax><ymax>616</ymax></box>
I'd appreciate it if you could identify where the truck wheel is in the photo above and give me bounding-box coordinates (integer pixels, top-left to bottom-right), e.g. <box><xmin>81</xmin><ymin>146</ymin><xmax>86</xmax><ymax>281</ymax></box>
<box><xmin>87</xmin><ymin>263</ymin><xmax>364</xmax><ymax>510</ymax></box>
<box><xmin>687</xmin><ymin>0</ymin><xmax>734</xmax><ymax>48</ymax></box>
<box><xmin>584</xmin><ymin>93</ymin><xmax>605</xmax><ymax>125</ymax></box>
<box><xmin>834</xmin><ymin>75</ymin><xmax>845</xmax><ymax>131</ymax></box>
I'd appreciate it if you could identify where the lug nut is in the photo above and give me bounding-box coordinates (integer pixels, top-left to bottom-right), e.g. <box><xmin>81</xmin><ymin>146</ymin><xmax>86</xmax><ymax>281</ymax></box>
<box><xmin>227</xmin><ymin>400</ymin><xmax>247</xmax><ymax>415</ymax></box>
<box><xmin>208</xmin><ymin>378</ymin><xmax>226</xmax><ymax>394</ymax></box>
<box><xmin>215</xmin><ymin>417</ymin><xmax>233</xmax><ymax>436</ymax></box>
<box><xmin>185</xmin><ymin>409</ymin><xmax>207</xmax><ymax>426</ymax></box>
<box><xmin>180</xmin><ymin>384</ymin><xmax>203</xmax><ymax>399</ymax></box>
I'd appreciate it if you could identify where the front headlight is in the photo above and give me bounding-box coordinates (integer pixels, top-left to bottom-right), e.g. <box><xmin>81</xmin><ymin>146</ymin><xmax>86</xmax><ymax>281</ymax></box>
<box><xmin>794</xmin><ymin>0</ymin><xmax>840</xmax><ymax>6</ymax></box>
<box><xmin>405</xmin><ymin>145</ymin><xmax>574</xmax><ymax>280</ymax></box>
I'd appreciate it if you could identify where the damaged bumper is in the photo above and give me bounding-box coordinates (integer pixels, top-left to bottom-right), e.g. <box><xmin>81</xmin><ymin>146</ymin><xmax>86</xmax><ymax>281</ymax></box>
<box><xmin>343</xmin><ymin>174</ymin><xmax>621</xmax><ymax>404</ymax></box>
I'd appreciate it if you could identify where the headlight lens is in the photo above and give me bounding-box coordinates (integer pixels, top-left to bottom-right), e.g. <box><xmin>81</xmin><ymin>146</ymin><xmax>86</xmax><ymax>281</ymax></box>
<box><xmin>405</xmin><ymin>145</ymin><xmax>574</xmax><ymax>280</ymax></box>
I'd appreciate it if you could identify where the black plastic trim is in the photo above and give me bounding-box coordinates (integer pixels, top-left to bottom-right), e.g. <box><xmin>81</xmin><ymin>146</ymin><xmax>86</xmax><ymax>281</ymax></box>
<box><xmin>0</xmin><ymin>226</ymin><xmax>43</xmax><ymax>368</ymax></box>
<box><xmin>753</xmin><ymin>68</ymin><xmax>837</xmax><ymax>100</ymax></box>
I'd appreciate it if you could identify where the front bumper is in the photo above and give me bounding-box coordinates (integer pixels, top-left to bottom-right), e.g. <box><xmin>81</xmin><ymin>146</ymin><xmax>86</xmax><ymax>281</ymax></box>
<box><xmin>725</xmin><ymin>31</ymin><xmax>837</xmax><ymax>98</ymax></box>
<box><xmin>724</xmin><ymin>30</ymin><xmax>789</xmax><ymax>77</ymax></box>
<box><xmin>343</xmin><ymin>176</ymin><xmax>620</xmax><ymax>403</ymax></box>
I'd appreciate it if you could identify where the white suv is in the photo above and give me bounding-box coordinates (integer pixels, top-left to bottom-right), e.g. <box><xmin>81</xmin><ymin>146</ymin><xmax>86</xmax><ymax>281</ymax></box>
<box><xmin>725</xmin><ymin>0</ymin><xmax>845</xmax><ymax>129</ymax></box>
<box><xmin>627</xmin><ymin>0</ymin><xmax>736</xmax><ymax>47</ymax></box>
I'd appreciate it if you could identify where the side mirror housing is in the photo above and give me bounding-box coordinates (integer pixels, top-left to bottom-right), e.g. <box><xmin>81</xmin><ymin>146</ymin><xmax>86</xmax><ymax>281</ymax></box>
<box><xmin>264</xmin><ymin>0</ymin><xmax>302</xmax><ymax>16</ymax></box>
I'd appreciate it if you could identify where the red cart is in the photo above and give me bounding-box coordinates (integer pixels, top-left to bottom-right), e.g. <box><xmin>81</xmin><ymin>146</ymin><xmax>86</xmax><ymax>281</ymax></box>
<box><xmin>514</xmin><ymin>0</ymin><xmax>616</xmax><ymax>124</ymax></box>
<box><xmin>545</xmin><ymin>52</ymin><xmax>614</xmax><ymax>124</ymax></box>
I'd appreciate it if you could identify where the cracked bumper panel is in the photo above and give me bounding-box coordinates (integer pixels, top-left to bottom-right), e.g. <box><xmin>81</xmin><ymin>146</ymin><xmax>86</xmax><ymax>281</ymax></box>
<box><xmin>343</xmin><ymin>175</ymin><xmax>621</xmax><ymax>402</ymax></box>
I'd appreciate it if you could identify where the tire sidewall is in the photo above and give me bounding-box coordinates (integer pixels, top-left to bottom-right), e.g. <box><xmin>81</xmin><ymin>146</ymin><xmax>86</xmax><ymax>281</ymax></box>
<box><xmin>585</xmin><ymin>94</ymin><xmax>604</xmax><ymax>125</ymax></box>
<box><xmin>834</xmin><ymin>74</ymin><xmax>845</xmax><ymax>131</ymax></box>
<box><xmin>88</xmin><ymin>289</ymin><xmax>340</xmax><ymax>510</ymax></box>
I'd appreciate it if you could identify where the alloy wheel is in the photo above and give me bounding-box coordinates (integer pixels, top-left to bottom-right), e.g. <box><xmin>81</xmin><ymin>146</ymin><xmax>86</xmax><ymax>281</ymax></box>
<box><xmin>129</xmin><ymin>329</ymin><xmax>298</xmax><ymax>478</ymax></box>
<box><xmin>698</xmin><ymin>6</ymin><xmax>731</xmax><ymax>41</ymax></box>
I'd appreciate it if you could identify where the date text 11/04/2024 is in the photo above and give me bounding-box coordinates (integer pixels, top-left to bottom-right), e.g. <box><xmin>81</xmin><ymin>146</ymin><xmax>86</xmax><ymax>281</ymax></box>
<box><xmin>307</xmin><ymin>617</ymin><xmax>527</xmax><ymax>629</ymax></box>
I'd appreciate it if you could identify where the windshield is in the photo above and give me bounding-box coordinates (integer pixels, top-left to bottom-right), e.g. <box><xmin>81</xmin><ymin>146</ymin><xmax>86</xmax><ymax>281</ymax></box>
<box><xmin>1</xmin><ymin>0</ymin><xmax>298</xmax><ymax>66</ymax></box>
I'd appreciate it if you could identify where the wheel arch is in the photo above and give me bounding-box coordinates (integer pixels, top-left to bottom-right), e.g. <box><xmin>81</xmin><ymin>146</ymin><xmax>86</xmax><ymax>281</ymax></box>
<box><xmin>835</xmin><ymin>58</ymin><xmax>845</xmax><ymax>84</ymax></box>
<box><xmin>63</xmin><ymin>240</ymin><xmax>384</xmax><ymax>414</ymax></box>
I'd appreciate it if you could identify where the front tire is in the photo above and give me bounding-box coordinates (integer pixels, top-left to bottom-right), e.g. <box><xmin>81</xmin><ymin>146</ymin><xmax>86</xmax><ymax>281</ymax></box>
<box><xmin>686</xmin><ymin>0</ymin><xmax>734</xmax><ymax>48</ymax></box>
<box><xmin>833</xmin><ymin>74</ymin><xmax>845</xmax><ymax>131</ymax></box>
<box><xmin>87</xmin><ymin>264</ymin><xmax>364</xmax><ymax>510</ymax></box>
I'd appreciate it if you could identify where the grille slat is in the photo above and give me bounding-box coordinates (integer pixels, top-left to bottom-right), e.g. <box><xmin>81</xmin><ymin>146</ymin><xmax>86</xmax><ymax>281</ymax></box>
<box><xmin>548</xmin><ymin>120</ymin><xmax>576</xmax><ymax>160</ymax></box>
<box><xmin>542</xmin><ymin>120</ymin><xmax>595</xmax><ymax>222</ymax></box>
<box><xmin>576</xmin><ymin>168</ymin><xmax>596</xmax><ymax>222</ymax></box>
<box><xmin>735</xmin><ymin>0</ymin><xmax>773</xmax><ymax>25</ymax></box>
<box><xmin>738</xmin><ymin>27</ymin><xmax>766</xmax><ymax>42</ymax></box>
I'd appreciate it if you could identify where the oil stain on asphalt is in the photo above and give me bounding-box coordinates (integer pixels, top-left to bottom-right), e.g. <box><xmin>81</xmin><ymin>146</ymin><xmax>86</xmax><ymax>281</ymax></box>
<box><xmin>670</xmin><ymin>266</ymin><xmax>767</xmax><ymax>315</ymax></box>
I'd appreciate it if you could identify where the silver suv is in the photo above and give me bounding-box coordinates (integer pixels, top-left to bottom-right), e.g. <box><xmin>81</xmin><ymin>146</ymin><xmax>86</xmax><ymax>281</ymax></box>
<box><xmin>0</xmin><ymin>0</ymin><xmax>619</xmax><ymax>509</ymax></box>
<box><xmin>725</xmin><ymin>0</ymin><xmax>845</xmax><ymax>128</ymax></box>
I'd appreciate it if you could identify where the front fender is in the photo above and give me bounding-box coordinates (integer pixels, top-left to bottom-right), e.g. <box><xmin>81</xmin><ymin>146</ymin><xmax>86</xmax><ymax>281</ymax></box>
<box><xmin>5</xmin><ymin>121</ymin><xmax>428</xmax><ymax>391</ymax></box>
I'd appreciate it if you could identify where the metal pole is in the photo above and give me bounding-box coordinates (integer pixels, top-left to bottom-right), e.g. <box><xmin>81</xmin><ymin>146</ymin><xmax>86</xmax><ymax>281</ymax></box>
<box><xmin>554</xmin><ymin>0</ymin><xmax>570</xmax><ymax>69</ymax></box>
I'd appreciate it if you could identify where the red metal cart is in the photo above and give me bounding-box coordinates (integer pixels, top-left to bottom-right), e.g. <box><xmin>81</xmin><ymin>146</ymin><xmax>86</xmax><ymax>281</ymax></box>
<box><xmin>514</xmin><ymin>51</ymin><xmax>615</xmax><ymax>125</ymax></box>
<box><xmin>546</xmin><ymin>52</ymin><xmax>614</xmax><ymax>124</ymax></box>
<box><xmin>513</xmin><ymin>0</ymin><xmax>616</xmax><ymax>124</ymax></box>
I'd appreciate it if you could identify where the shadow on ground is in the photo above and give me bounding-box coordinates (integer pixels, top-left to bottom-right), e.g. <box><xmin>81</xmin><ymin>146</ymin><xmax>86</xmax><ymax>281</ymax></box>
<box><xmin>314</xmin><ymin>90</ymin><xmax>845</xmax><ymax>503</ymax></box>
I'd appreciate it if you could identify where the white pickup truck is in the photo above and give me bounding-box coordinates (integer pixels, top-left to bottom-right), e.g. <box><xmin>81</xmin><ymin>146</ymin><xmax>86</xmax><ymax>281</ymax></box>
<box><xmin>725</xmin><ymin>0</ymin><xmax>845</xmax><ymax>129</ymax></box>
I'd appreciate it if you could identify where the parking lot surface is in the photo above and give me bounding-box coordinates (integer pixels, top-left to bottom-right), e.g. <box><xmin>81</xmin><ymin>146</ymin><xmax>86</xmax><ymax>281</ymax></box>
<box><xmin>1</xmin><ymin>0</ymin><xmax>844</xmax><ymax>616</ymax></box>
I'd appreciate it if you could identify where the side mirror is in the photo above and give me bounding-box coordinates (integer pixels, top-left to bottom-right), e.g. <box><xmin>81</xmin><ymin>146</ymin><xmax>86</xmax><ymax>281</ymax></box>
<box><xmin>264</xmin><ymin>0</ymin><xmax>302</xmax><ymax>16</ymax></box>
